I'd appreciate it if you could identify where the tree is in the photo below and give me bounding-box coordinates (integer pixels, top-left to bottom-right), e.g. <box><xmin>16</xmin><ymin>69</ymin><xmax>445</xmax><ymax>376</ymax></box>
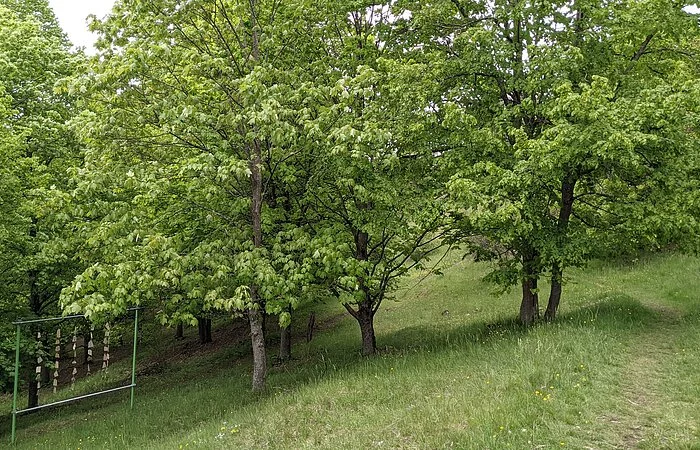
<box><xmin>61</xmin><ymin>0</ymin><xmax>324</xmax><ymax>391</ymax></box>
<box><xmin>292</xmin><ymin>1</ymin><xmax>448</xmax><ymax>356</ymax></box>
<box><xmin>0</xmin><ymin>0</ymin><xmax>81</xmax><ymax>401</ymax></box>
<box><xmin>403</xmin><ymin>0</ymin><xmax>700</xmax><ymax>323</ymax></box>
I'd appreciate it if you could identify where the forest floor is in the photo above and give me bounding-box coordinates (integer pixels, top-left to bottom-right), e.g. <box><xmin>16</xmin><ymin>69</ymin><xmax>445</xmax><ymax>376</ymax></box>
<box><xmin>1</xmin><ymin>252</ymin><xmax>699</xmax><ymax>449</ymax></box>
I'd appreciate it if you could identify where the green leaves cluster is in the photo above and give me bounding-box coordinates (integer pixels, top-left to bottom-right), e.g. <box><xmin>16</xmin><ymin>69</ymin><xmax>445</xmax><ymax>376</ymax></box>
<box><xmin>0</xmin><ymin>0</ymin><xmax>82</xmax><ymax>391</ymax></box>
<box><xmin>3</xmin><ymin>0</ymin><xmax>700</xmax><ymax>391</ymax></box>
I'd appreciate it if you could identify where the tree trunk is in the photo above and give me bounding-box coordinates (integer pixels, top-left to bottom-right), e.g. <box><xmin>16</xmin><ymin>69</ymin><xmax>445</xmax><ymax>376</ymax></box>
<box><xmin>306</xmin><ymin>312</ymin><xmax>316</xmax><ymax>343</ymax></box>
<box><xmin>520</xmin><ymin>248</ymin><xmax>540</xmax><ymax>325</ymax></box>
<box><xmin>520</xmin><ymin>276</ymin><xmax>539</xmax><ymax>325</ymax></box>
<box><xmin>249</xmin><ymin>306</ymin><xmax>267</xmax><ymax>391</ymax></box>
<box><xmin>261</xmin><ymin>307</ymin><xmax>268</xmax><ymax>345</ymax></box>
<box><xmin>278</xmin><ymin>305</ymin><xmax>292</xmax><ymax>361</ymax></box>
<box><xmin>41</xmin><ymin>364</ymin><xmax>50</xmax><ymax>385</ymax></box>
<box><xmin>249</xmin><ymin>133</ymin><xmax>266</xmax><ymax>390</ymax></box>
<box><xmin>356</xmin><ymin>302</ymin><xmax>377</xmax><ymax>356</ymax></box>
<box><xmin>350</xmin><ymin>229</ymin><xmax>377</xmax><ymax>355</ymax></box>
<box><xmin>279</xmin><ymin>323</ymin><xmax>291</xmax><ymax>362</ymax></box>
<box><xmin>175</xmin><ymin>323</ymin><xmax>184</xmax><ymax>339</ymax></box>
<box><xmin>82</xmin><ymin>333</ymin><xmax>89</xmax><ymax>364</ymax></box>
<box><xmin>545</xmin><ymin>263</ymin><xmax>563</xmax><ymax>322</ymax></box>
<box><xmin>197</xmin><ymin>317</ymin><xmax>212</xmax><ymax>344</ymax></box>
<box><xmin>246</xmin><ymin>0</ymin><xmax>267</xmax><ymax>392</ymax></box>
<box><xmin>545</xmin><ymin>177</ymin><xmax>576</xmax><ymax>322</ymax></box>
<box><xmin>27</xmin><ymin>370</ymin><xmax>38</xmax><ymax>409</ymax></box>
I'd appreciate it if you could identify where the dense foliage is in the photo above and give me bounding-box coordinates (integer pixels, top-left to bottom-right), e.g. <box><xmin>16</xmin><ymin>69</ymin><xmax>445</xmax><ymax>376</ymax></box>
<box><xmin>1</xmin><ymin>0</ymin><xmax>699</xmax><ymax>392</ymax></box>
<box><xmin>0</xmin><ymin>0</ymin><xmax>81</xmax><ymax>393</ymax></box>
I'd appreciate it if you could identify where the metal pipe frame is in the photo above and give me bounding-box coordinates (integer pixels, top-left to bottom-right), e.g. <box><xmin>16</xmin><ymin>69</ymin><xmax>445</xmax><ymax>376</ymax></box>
<box><xmin>10</xmin><ymin>308</ymin><xmax>141</xmax><ymax>445</ymax></box>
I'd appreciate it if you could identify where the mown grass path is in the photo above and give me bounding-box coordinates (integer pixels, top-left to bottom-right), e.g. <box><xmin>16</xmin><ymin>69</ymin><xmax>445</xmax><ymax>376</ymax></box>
<box><xmin>608</xmin><ymin>302</ymin><xmax>699</xmax><ymax>450</ymax></box>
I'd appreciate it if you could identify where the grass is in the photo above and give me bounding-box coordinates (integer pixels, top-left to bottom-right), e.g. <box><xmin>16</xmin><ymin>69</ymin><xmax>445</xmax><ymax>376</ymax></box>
<box><xmin>1</xmin><ymin>252</ymin><xmax>699</xmax><ymax>449</ymax></box>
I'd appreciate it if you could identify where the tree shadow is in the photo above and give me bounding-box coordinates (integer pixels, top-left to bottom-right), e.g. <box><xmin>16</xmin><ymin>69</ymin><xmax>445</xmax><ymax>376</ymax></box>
<box><xmin>380</xmin><ymin>293</ymin><xmax>664</xmax><ymax>355</ymax></box>
<box><xmin>0</xmin><ymin>292</ymin><xmax>691</xmax><ymax>447</ymax></box>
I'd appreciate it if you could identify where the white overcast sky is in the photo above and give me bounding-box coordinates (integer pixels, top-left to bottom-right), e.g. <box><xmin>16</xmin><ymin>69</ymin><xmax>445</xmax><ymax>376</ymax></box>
<box><xmin>48</xmin><ymin>0</ymin><xmax>115</xmax><ymax>53</ymax></box>
<box><xmin>47</xmin><ymin>1</ymin><xmax>700</xmax><ymax>54</ymax></box>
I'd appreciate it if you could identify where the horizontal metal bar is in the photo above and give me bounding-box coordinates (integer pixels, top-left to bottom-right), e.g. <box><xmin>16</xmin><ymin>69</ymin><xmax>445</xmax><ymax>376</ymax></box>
<box><xmin>13</xmin><ymin>314</ymin><xmax>87</xmax><ymax>325</ymax></box>
<box><xmin>14</xmin><ymin>384</ymin><xmax>135</xmax><ymax>415</ymax></box>
<box><xmin>13</xmin><ymin>307</ymin><xmax>143</xmax><ymax>325</ymax></box>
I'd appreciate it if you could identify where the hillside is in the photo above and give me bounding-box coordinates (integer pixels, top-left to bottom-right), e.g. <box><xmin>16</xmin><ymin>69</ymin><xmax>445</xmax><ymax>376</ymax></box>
<box><xmin>2</xmin><ymin>253</ymin><xmax>699</xmax><ymax>449</ymax></box>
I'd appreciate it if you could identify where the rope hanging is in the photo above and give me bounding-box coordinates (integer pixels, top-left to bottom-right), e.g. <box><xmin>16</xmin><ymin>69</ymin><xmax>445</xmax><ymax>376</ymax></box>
<box><xmin>35</xmin><ymin>331</ymin><xmax>42</xmax><ymax>390</ymax></box>
<box><xmin>71</xmin><ymin>327</ymin><xmax>78</xmax><ymax>389</ymax></box>
<box><xmin>53</xmin><ymin>328</ymin><xmax>61</xmax><ymax>393</ymax></box>
<box><xmin>86</xmin><ymin>325</ymin><xmax>94</xmax><ymax>376</ymax></box>
<box><xmin>102</xmin><ymin>322</ymin><xmax>111</xmax><ymax>371</ymax></box>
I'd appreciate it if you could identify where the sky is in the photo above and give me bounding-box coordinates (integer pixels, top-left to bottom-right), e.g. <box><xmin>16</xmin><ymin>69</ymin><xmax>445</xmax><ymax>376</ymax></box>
<box><xmin>47</xmin><ymin>0</ymin><xmax>115</xmax><ymax>53</ymax></box>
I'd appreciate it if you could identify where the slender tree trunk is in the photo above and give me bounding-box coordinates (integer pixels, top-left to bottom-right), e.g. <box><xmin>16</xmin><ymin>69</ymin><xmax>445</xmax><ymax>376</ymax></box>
<box><xmin>197</xmin><ymin>317</ymin><xmax>212</xmax><ymax>344</ymax></box>
<box><xmin>41</xmin><ymin>364</ymin><xmax>50</xmax><ymax>385</ymax></box>
<box><xmin>82</xmin><ymin>333</ymin><xmax>89</xmax><ymax>364</ymax></box>
<box><xmin>248</xmin><ymin>133</ymin><xmax>266</xmax><ymax>390</ymax></box>
<box><xmin>27</xmin><ymin>370</ymin><xmax>38</xmax><ymax>409</ymax></box>
<box><xmin>545</xmin><ymin>178</ymin><xmax>576</xmax><ymax>322</ymax></box>
<box><xmin>175</xmin><ymin>323</ymin><xmax>184</xmax><ymax>340</ymax></box>
<box><xmin>349</xmin><ymin>229</ymin><xmax>378</xmax><ymax>355</ymax></box>
<box><xmin>249</xmin><ymin>306</ymin><xmax>267</xmax><ymax>391</ymax></box>
<box><xmin>356</xmin><ymin>301</ymin><xmax>377</xmax><ymax>356</ymax></box>
<box><xmin>261</xmin><ymin>307</ymin><xmax>268</xmax><ymax>345</ymax></box>
<box><xmin>27</xmin><ymin>217</ymin><xmax>40</xmax><ymax>412</ymax></box>
<box><xmin>278</xmin><ymin>306</ymin><xmax>292</xmax><ymax>361</ymax></box>
<box><xmin>306</xmin><ymin>312</ymin><xmax>315</xmax><ymax>343</ymax></box>
<box><xmin>246</xmin><ymin>0</ymin><xmax>267</xmax><ymax>391</ymax></box>
<box><xmin>279</xmin><ymin>324</ymin><xmax>291</xmax><ymax>362</ymax></box>
<box><xmin>520</xmin><ymin>250</ymin><xmax>540</xmax><ymax>325</ymax></box>
<box><xmin>545</xmin><ymin>263</ymin><xmax>563</xmax><ymax>321</ymax></box>
<box><xmin>520</xmin><ymin>276</ymin><xmax>540</xmax><ymax>325</ymax></box>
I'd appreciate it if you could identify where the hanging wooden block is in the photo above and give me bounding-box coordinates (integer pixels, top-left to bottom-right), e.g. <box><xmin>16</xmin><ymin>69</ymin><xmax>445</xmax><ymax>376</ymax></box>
<box><xmin>53</xmin><ymin>328</ymin><xmax>61</xmax><ymax>393</ymax></box>
<box><xmin>35</xmin><ymin>331</ymin><xmax>42</xmax><ymax>390</ymax></box>
<box><xmin>86</xmin><ymin>325</ymin><xmax>94</xmax><ymax>376</ymax></box>
<box><xmin>71</xmin><ymin>327</ymin><xmax>78</xmax><ymax>389</ymax></box>
<box><xmin>102</xmin><ymin>322</ymin><xmax>111</xmax><ymax>371</ymax></box>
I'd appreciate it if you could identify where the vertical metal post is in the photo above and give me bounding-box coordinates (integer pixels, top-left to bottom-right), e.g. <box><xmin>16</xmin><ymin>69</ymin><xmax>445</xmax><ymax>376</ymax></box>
<box><xmin>130</xmin><ymin>308</ymin><xmax>139</xmax><ymax>409</ymax></box>
<box><xmin>11</xmin><ymin>324</ymin><xmax>21</xmax><ymax>445</ymax></box>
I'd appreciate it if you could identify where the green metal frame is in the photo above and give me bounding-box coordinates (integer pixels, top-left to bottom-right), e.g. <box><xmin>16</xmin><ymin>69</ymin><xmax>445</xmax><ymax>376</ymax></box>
<box><xmin>10</xmin><ymin>308</ymin><xmax>141</xmax><ymax>445</ymax></box>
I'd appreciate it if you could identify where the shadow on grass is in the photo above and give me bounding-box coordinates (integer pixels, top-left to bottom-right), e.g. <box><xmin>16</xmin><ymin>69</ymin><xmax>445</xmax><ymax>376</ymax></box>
<box><xmin>0</xmin><ymin>292</ymin><xmax>689</xmax><ymax>447</ymax></box>
<box><xmin>381</xmin><ymin>293</ymin><xmax>663</xmax><ymax>354</ymax></box>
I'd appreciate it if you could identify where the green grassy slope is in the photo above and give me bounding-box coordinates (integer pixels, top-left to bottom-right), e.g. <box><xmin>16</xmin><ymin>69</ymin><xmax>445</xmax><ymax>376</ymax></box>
<box><xmin>2</xmin><ymin>253</ymin><xmax>699</xmax><ymax>449</ymax></box>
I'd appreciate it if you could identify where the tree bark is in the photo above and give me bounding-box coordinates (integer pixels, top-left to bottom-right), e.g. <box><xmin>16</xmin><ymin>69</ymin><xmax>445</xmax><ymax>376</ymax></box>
<box><xmin>520</xmin><ymin>249</ymin><xmax>540</xmax><ymax>325</ymax></box>
<box><xmin>279</xmin><ymin>324</ymin><xmax>291</xmax><ymax>362</ymax></box>
<box><xmin>197</xmin><ymin>317</ymin><xmax>212</xmax><ymax>344</ymax></box>
<box><xmin>27</xmin><ymin>370</ymin><xmax>38</xmax><ymax>409</ymax></box>
<box><xmin>520</xmin><ymin>276</ymin><xmax>539</xmax><ymax>325</ymax></box>
<box><xmin>249</xmin><ymin>306</ymin><xmax>267</xmax><ymax>391</ymax></box>
<box><xmin>545</xmin><ymin>263</ymin><xmax>563</xmax><ymax>321</ymax></box>
<box><xmin>278</xmin><ymin>305</ymin><xmax>292</xmax><ymax>361</ymax></box>
<box><xmin>247</xmin><ymin>0</ymin><xmax>267</xmax><ymax>391</ymax></box>
<box><xmin>357</xmin><ymin>302</ymin><xmax>377</xmax><ymax>356</ymax></box>
<box><xmin>175</xmin><ymin>322</ymin><xmax>184</xmax><ymax>340</ymax></box>
<box><xmin>545</xmin><ymin>177</ymin><xmax>576</xmax><ymax>322</ymax></box>
<box><xmin>82</xmin><ymin>333</ymin><xmax>90</xmax><ymax>364</ymax></box>
<box><xmin>349</xmin><ymin>229</ymin><xmax>378</xmax><ymax>355</ymax></box>
<box><xmin>41</xmin><ymin>364</ymin><xmax>50</xmax><ymax>385</ymax></box>
<box><xmin>248</xmin><ymin>131</ymin><xmax>266</xmax><ymax>390</ymax></box>
<box><xmin>306</xmin><ymin>312</ymin><xmax>316</xmax><ymax>343</ymax></box>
